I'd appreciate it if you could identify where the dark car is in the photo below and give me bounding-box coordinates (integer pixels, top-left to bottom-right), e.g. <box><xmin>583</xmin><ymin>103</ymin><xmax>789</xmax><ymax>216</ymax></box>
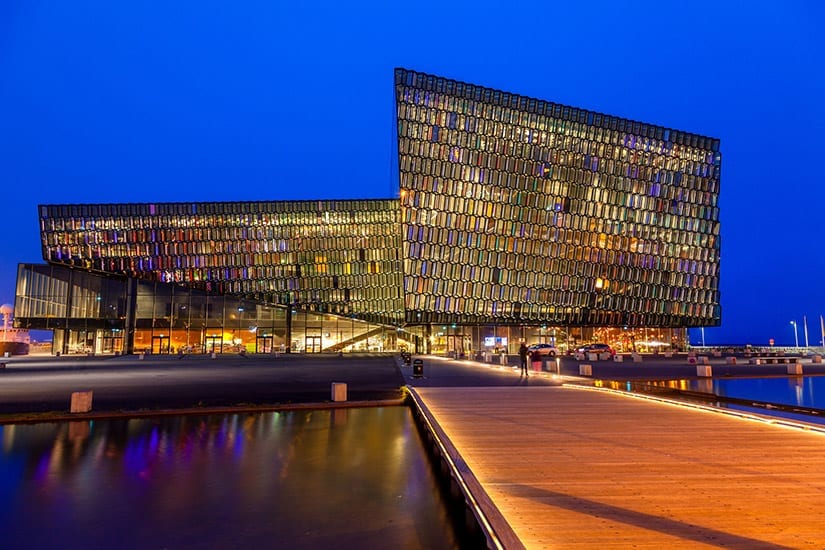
<box><xmin>576</xmin><ymin>343</ymin><xmax>615</xmax><ymax>357</ymax></box>
<box><xmin>527</xmin><ymin>343</ymin><xmax>557</xmax><ymax>357</ymax></box>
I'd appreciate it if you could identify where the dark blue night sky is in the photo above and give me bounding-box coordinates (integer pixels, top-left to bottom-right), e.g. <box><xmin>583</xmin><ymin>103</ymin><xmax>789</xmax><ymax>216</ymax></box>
<box><xmin>2</xmin><ymin>1</ymin><xmax>823</xmax><ymax>346</ymax></box>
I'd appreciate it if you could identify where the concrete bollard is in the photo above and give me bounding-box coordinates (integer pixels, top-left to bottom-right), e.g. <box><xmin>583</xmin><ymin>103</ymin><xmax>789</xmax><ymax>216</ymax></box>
<box><xmin>712</xmin><ymin>351</ymin><xmax>722</xmax><ymax>358</ymax></box>
<box><xmin>663</xmin><ymin>352</ymin><xmax>673</xmax><ymax>358</ymax></box>
<box><xmin>70</xmin><ymin>390</ymin><xmax>94</xmax><ymax>413</ymax></box>
<box><xmin>211</xmin><ymin>352</ymin><xmax>217</xmax><ymax>359</ymax></box>
<box><xmin>579</xmin><ymin>364</ymin><xmax>592</xmax><ymax>376</ymax></box>
<box><xmin>613</xmin><ymin>354</ymin><xmax>623</xmax><ymax>363</ymax></box>
<box><xmin>725</xmin><ymin>356</ymin><xmax>737</xmax><ymax>365</ymax></box>
<box><xmin>812</xmin><ymin>355</ymin><xmax>823</xmax><ymax>364</ymax></box>
<box><xmin>696</xmin><ymin>365</ymin><xmax>712</xmax><ymax>377</ymax></box>
<box><xmin>632</xmin><ymin>353</ymin><xmax>642</xmax><ymax>363</ymax></box>
<box><xmin>139</xmin><ymin>353</ymin><xmax>145</xmax><ymax>360</ymax></box>
<box><xmin>687</xmin><ymin>356</ymin><xmax>697</xmax><ymax>365</ymax></box>
<box><xmin>331</xmin><ymin>382</ymin><xmax>347</xmax><ymax>402</ymax></box>
<box><xmin>787</xmin><ymin>364</ymin><xmax>803</xmax><ymax>375</ymax></box>
<box><xmin>699</xmin><ymin>356</ymin><xmax>709</xmax><ymax>365</ymax></box>
<box><xmin>500</xmin><ymin>353</ymin><xmax>507</xmax><ymax>365</ymax></box>
<box><xmin>587</xmin><ymin>352</ymin><xmax>598</xmax><ymax>361</ymax></box>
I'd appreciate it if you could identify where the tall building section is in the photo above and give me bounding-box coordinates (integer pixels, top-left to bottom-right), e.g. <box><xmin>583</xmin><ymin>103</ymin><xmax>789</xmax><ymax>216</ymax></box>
<box><xmin>14</xmin><ymin>69</ymin><xmax>720</xmax><ymax>356</ymax></box>
<box><xmin>395</xmin><ymin>68</ymin><xmax>721</xmax><ymax>330</ymax></box>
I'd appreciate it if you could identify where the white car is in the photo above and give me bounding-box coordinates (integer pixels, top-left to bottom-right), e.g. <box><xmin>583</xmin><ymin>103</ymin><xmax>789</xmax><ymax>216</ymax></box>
<box><xmin>527</xmin><ymin>343</ymin><xmax>557</xmax><ymax>357</ymax></box>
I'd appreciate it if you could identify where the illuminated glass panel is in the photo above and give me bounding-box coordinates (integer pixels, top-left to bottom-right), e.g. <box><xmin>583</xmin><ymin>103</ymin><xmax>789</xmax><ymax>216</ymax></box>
<box><xmin>395</xmin><ymin>68</ymin><xmax>721</xmax><ymax>328</ymax></box>
<box><xmin>38</xmin><ymin>200</ymin><xmax>404</xmax><ymax>326</ymax></box>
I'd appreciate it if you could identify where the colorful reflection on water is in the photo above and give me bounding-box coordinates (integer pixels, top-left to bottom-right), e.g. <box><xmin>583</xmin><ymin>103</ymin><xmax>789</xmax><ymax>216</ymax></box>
<box><xmin>0</xmin><ymin>407</ymin><xmax>462</xmax><ymax>549</ymax></box>
<box><xmin>597</xmin><ymin>376</ymin><xmax>825</xmax><ymax>424</ymax></box>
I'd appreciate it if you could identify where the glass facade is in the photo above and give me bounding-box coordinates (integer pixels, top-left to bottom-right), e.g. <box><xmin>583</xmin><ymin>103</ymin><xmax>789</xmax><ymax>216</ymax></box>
<box><xmin>38</xmin><ymin>200</ymin><xmax>404</xmax><ymax>326</ymax></box>
<box><xmin>15</xmin><ymin>264</ymin><xmax>409</xmax><ymax>355</ymax></box>
<box><xmin>395</xmin><ymin>68</ymin><xmax>721</xmax><ymax>331</ymax></box>
<box><xmin>14</xmin><ymin>69</ymin><xmax>720</xmax><ymax>356</ymax></box>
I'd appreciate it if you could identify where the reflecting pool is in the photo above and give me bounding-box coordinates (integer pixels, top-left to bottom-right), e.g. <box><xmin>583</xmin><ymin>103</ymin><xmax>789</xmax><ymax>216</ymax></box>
<box><xmin>0</xmin><ymin>407</ymin><xmax>463</xmax><ymax>549</ymax></box>
<box><xmin>707</xmin><ymin>376</ymin><xmax>825</xmax><ymax>410</ymax></box>
<box><xmin>602</xmin><ymin>376</ymin><xmax>825</xmax><ymax>425</ymax></box>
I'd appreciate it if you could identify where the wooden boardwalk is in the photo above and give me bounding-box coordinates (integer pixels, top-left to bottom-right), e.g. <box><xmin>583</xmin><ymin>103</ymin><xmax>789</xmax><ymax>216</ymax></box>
<box><xmin>411</xmin><ymin>385</ymin><xmax>825</xmax><ymax>549</ymax></box>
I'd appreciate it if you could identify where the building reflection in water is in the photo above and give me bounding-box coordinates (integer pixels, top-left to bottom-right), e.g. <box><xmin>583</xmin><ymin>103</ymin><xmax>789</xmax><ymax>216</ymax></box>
<box><xmin>593</xmin><ymin>376</ymin><xmax>825</xmax><ymax>422</ymax></box>
<box><xmin>0</xmin><ymin>407</ymin><xmax>462</xmax><ymax>549</ymax></box>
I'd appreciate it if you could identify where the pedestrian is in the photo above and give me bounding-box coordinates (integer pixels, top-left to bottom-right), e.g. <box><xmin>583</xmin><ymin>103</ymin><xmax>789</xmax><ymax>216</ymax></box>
<box><xmin>518</xmin><ymin>342</ymin><xmax>529</xmax><ymax>376</ymax></box>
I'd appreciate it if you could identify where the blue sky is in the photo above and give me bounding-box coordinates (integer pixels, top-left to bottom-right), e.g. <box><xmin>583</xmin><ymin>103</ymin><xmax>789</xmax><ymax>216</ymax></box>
<box><xmin>2</xmin><ymin>1</ymin><xmax>823</xmax><ymax>346</ymax></box>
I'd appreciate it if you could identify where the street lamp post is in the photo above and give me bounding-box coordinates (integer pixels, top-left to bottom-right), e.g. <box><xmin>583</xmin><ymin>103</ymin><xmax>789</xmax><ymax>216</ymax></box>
<box><xmin>803</xmin><ymin>315</ymin><xmax>809</xmax><ymax>348</ymax></box>
<box><xmin>790</xmin><ymin>320</ymin><xmax>799</xmax><ymax>348</ymax></box>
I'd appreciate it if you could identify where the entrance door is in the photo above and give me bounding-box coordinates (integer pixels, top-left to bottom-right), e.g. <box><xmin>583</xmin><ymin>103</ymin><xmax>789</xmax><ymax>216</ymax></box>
<box><xmin>256</xmin><ymin>336</ymin><xmax>273</xmax><ymax>353</ymax></box>
<box><xmin>205</xmin><ymin>335</ymin><xmax>223</xmax><ymax>354</ymax></box>
<box><xmin>102</xmin><ymin>336</ymin><xmax>123</xmax><ymax>354</ymax></box>
<box><xmin>152</xmin><ymin>335</ymin><xmax>170</xmax><ymax>354</ymax></box>
<box><xmin>447</xmin><ymin>334</ymin><xmax>467</xmax><ymax>357</ymax></box>
<box><xmin>305</xmin><ymin>336</ymin><xmax>321</xmax><ymax>353</ymax></box>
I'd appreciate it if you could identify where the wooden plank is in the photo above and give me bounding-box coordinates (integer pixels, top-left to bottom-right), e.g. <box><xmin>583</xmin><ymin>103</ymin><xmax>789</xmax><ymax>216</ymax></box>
<box><xmin>413</xmin><ymin>386</ymin><xmax>825</xmax><ymax>548</ymax></box>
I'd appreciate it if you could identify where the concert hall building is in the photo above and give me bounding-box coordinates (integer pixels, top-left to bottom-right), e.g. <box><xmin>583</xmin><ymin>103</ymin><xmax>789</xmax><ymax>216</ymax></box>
<box><xmin>14</xmin><ymin>68</ymin><xmax>721</xmax><ymax>356</ymax></box>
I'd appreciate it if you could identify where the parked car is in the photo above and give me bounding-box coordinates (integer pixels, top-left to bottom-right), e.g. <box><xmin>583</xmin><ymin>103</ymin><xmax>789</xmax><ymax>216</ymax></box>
<box><xmin>527</xmin><ymin>343</ymin><xmax>557</xmax><ymax>357</ymax></box>
<box><xmin>576</xmin><ymin>343</ymin><xmax>615</xmax><ymax>357</ymax></box>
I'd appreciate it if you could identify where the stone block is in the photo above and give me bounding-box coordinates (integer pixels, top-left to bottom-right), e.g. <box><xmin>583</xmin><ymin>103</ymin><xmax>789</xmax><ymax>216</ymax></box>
<box><xmin>696</xmin><ymin>365</ymin><xmax>712</xmax><ymax>377</ymax></box>
<box><xmin>331</xmin><ymin>382</ymin><xmax>347</xmax><ymax>402</ymax></box>
<box><xmin>70</xmin><ymin>390</ymin><xmax>93</xmax><ymax>413</ymax></box>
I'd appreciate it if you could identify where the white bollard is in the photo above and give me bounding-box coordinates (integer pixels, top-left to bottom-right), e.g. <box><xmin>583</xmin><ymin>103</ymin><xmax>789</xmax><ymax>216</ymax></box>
<box><xmin>579</xmin><ymin>364</ymin><xmax>592</xmax><ymax>376</ymax></box>
<box><xmin>696</xmin><ymin>365</ymin><xmax>712</xmax><ymax>377</ymax></box>
<box><xmin>632</xmin><ymin>353</ymin><xmax>642</xmax><ymax>363</ymax></box>
<box><xmin>812</xmin><ymin>355</ymin><xmax>823</xmax><ymax>364</ymax></box>
<box><xmin>139</xmin><ymin>353</ymin><xmax>145</xmax><ymax>360</ymax></box>
<box><xmin>725</xmin><ymin>356</ymin><xmax>737</xmax><ymax>365</ymax></box>
<box><xmin>613</xmin><ymin>354</ymin><xmax>623</xmax><ymax>363</ymax></box>
<box><xmin>500</xmin><ymin>353</ymin><xmax>507</xmax><ymax>365</ymax></box>
<box><xmin>663</xmin><ymin>352</ymin><xmax>673</xmax><ymax>358</ymax></box>
<box><xmin>211</xmin><ymin>352</ymin><xmax>217</xmax><ymax>359</ymax></box>
<box><xmin>587</xmin><ymin>352</ymin><xmax>598</xmax><ymax>361</ymax></box>
<box><xmin>787</xmin><ymin>364</ymin><xmax>803</xmax><ymax>375</ymax></box>
<box><xmin>699</xmin><ymin>356</ymin><xmax>709</xmax><ymax>365</ymax></box>
<box><xmin>331</xmin><ymin>382</ymin><xmax>347</xmax><ymax>402</ymax></box>
<box><xmin>70</xmin><ymin>390</ymin><xmax>94</xmax><ymax>413</ymax></box>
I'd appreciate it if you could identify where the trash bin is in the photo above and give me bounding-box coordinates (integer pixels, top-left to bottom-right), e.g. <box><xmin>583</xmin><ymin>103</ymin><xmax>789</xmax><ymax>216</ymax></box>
<box><xmin>412</xmin><ymin>358</ymin><xmax>424</xmax><ymax>378</ymax></box>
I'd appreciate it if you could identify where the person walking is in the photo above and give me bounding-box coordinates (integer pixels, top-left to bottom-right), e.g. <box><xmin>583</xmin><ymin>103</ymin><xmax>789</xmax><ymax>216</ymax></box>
<box><xmin>518</xmin><ymin>342</ymin><xmax>529</xmax><ymax>376</ymax></box>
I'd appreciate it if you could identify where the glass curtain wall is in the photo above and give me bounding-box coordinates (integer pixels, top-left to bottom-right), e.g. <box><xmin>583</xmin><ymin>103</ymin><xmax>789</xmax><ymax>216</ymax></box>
<box><xmin>37</xmin><ymin>200</ymin><xmax>405</xmax><ymax>327</ymax></box>
<box><xmin>394</xmin><ymin>68</ymin><xmax>722</xmax><ymax>332</ymax></box>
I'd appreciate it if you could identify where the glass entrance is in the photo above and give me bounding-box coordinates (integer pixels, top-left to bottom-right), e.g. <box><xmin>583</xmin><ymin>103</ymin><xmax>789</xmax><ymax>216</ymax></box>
<box><xmin>205</xmin><ymin>335</ymin><xmax>223</xmax><ymax>354</ymax></box>
<box><xmin>256</xmin><ymin>336</ymin><xmax>273</xmax><ymax>353</ymax></box>
<box><xmin>305</xmin><ymin>336</ymin><xmax>321</xmax><ymax>353</ymax></box>
<box><xmin>102</xmin><ymin>336</ymin><xmax>123</xmax><ymax>354</ymax></box>
<box><xmin>152</xmin><ymin>335</ymin><xmax>170</xmax><ymax>354</ymax></box>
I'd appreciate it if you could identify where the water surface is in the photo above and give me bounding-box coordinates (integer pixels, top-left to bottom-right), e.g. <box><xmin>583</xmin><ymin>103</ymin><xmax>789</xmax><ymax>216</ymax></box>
<box><xmin>0</xmin><ymin>407</ymin><xmax>462</xmax><ymax>549</ymax></box>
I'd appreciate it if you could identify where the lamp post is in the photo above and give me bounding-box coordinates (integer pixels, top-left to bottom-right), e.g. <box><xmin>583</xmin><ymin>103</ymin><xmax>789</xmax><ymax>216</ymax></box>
<box><xmin>790</xmin><ymin>320</ymin><xmax>798</xmax><ymax>348</ymax></box>
<box><xmin>803</xmin><ymin>315</ymin><xmax>809</xmax><ymax>348</ymax></box>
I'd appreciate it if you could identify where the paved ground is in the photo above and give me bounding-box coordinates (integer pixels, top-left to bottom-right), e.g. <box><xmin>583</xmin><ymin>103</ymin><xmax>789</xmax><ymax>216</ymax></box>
<box><xmin>1</xmin><ymin>351</ymin><xmax>824</xmax><ymax>420</ymax></box>
<box><xmin>0</xmin><ymin>353</ymin><xmax>406</xmax><ymax>417</ymax></box>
